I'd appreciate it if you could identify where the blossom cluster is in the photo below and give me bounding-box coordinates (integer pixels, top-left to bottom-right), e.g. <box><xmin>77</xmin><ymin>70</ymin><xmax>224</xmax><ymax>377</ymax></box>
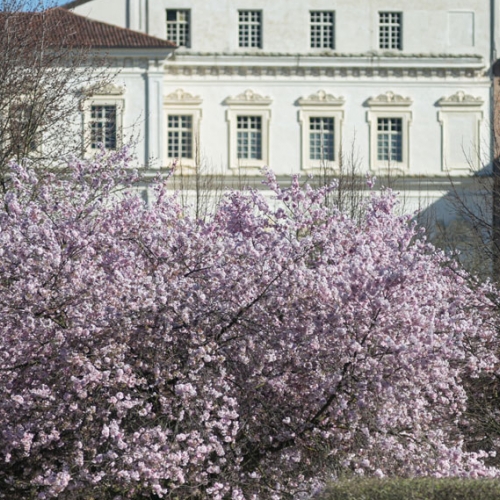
<box><xmin>0</xmin><ymin>151</ymin><xmax>499</xmax><ymax>499</ymax></box>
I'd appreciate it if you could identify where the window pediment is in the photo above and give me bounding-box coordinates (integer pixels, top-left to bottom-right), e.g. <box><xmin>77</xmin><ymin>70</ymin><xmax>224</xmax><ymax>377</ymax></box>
<box><xmin>437</xmin><ymin>91</ymin><xmax>484</xmax><ymax>108</ymax></box>
<box><xmin>224</xmin><ymin>89</ymin><xmax>272</xmax><ymax>106</ymax></box>
<box><xmin>84</xmin><ymin>83</ymin><xmax>126</xmax><ymax>97</ymax></box>
<box><xmin>367</xmin><ymin>91</ymin><xmax>412</xmax><ymax>108</ymax></box>
<box><xmin>164</xmin><ymin>88</ymin><xmax>203</xmax><ymax>106</ymax></box>
<box><xmin>298</xmin><ymin>90</ymin><xmax>345</xmax><ymax>107</ymax></box>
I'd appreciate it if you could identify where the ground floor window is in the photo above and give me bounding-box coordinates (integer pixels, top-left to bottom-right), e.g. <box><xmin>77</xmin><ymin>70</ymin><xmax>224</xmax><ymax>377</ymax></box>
<box><xmin>90</xmin><ymin>105</ymin><xmax>117</xmax><ymax>150</ymax></box>
<box><xmin>376</xmin><ymin>117</ymin><xmax>402</xmax><ymax>162</ymax></box>
<box><xmin>366</xmin><ymin>91</ymin><xmax>412</xmax><ymax>171</ymax></box>
<box><xmin>309</xmin><ymin>117</ymin><xmax>335</xmax><ymax>161</ymax></box>
<box><xmin>167</xmin><ymin>114</ymin><xmax>193</xmax><ymax>159</ymax></box>
<box><xmin>297</xmin><ymin>90</ymin><xmax>344</xmax><ymax>170</ymax></box>
<box><xmin>225</xmin><ymin>89</ymin><xmax>272</xmax><ymax>170</ymax></box>
<box><xmin>237</xmin><ymin>116</ymin><xmax>262</xmax><ymax>160</ymax></box>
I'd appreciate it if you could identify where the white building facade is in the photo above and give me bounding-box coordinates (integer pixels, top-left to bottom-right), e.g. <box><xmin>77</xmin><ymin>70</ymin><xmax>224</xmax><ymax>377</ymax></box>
<box><xmin>65</xmin><ymin>0</ymin><xmax>497</xmax><ymax>200</ymax></box>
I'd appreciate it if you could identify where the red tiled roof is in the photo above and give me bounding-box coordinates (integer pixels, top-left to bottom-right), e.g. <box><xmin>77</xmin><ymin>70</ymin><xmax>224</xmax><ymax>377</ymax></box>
<box><xmin>2</xmin><ymin>8</ymin><xmax>176</xmax><ymax>49</ymax></box>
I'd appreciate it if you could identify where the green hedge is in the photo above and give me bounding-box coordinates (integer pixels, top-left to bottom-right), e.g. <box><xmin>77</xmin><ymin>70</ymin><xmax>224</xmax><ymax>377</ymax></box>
<box><xmin>319</xmin><ymin>478</ymin><xmax>500</xmax><ymax>500</ymax></box>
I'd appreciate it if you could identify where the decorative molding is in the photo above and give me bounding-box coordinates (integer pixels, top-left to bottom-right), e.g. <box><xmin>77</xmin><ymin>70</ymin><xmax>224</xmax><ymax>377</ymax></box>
<box><xmin>367</xmin><ymin>91</ymin><xmax>412</xmax><ymax>107</ymax></box>
<box><xmin>172</xmin><ymin>51</ymin><xmax>484</xmax><ymax>60</ymax></box>
<box><xmin>437</xmin><ymin>91</ymin><xmax>484</xmax><ymax>107</ymax></box>
<box><xmin>164</xmin><ymin>88</ymin><xmax>203</xmax><ymax>105</ymax></box>
<box><xmin>224</xmin><ymin>89</ymin><xmax>272</xmax><ymax>106</ymax></box>
<box><xmin>164</xmin><ymin>65</ymin><xmax>483</xmax><ymax>79</ymax></box>
<box><xmin>298</xmin><ymin>90</ymin><xmax>345</xmax><ymax>107</ymax></box>
<box><xmin>84</xmin><ymin>83</ymin><xmax>125</xmax><ymax>97</ymax></box>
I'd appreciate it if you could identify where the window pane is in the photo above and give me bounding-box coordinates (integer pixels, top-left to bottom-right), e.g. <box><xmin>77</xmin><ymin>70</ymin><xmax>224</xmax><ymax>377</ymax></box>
<box><xmin>310</xmin><ymin>11</ymin><xmax>334</xmax><ymax>49</ymax></box>
<box><xmin>239</xmin><ymin>10</ymin><xmax>262</xmax><ymax>48</ymax></box>
<box><xmin>166</xmin><ymin>9</ymin><xmax>190</xmax><ymax>47</ymax></box>
<box><xmin>377</xmin><ymin>117</ymin><xmax>402</xmax><ymax>162</ymax></box>
<box><xmin>309</xmin><ymin>117</ymin><xmax>334</xmax><ymax>161</ymax></box>
<box><xmin>379</xmin><ymin>12</ymin><xmax>401</xmax><ymax>50</ymax></box>
<box><xmin>237</xmin><ymin>116</ymin><xmax>262</xmax><ymax>159</ymax></box>
<box><xmin>167</xmin><ymin>114</ymin><xmax>193</xmax><ymax>159</ymax></box>
<box><xmin>90</xmin><ymin>105</ymin><xmax>117</xmax><ymax>150</ymax></box>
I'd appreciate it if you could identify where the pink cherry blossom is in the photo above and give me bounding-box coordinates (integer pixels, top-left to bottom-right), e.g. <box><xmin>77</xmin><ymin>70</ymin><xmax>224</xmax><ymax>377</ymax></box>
<box><xmin>0</xmin><ymin>151</ymin><xmax>499</xmax><ymax>499</ymax></box>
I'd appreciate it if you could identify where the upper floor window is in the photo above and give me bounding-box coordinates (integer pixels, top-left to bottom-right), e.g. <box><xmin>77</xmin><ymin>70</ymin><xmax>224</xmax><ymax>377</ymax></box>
<box><xmin>239</xmin><ymin>10</ymin><xmax>262</xmax><ymax>48</ymax></box>
<box><xmin>166</xmin><ymin>9</ymin><xmax>190</xmax><ymax>48</ymax></box>
<box><xmin>310</xmin><ymin>11</ymin><xmax>335</xmax><ymax>49</ymax></box>
<box><xmin>379</xmin><ymin>12</ymin><xmax>402</xmax><ymax>50</ymax></box>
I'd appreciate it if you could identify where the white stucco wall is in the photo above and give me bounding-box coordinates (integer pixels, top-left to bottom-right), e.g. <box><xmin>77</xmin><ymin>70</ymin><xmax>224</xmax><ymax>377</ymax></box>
<box><xmin>68</xmin><ymin>0</ymin><xmax>493</xmax><ymax>181</ymax></box>
<box><xmin>71</xmin><ymin>0</ymin><xmax>491</xmax><ymax>59</ymax></box>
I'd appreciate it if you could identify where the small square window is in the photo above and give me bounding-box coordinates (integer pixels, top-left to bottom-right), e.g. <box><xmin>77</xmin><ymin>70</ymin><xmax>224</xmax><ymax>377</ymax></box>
<box><xmin>239</xmin><ymin>10</ymin><xmax>262</xmax><ymax>48</ymax></box>
<box><xmin>379</xmin><ymin>12</ymin><xmax>402</xmax><ymax>50</ymax></box>
<box><xmin>166</xmin><ymin>9</ymin><xmax>190</xmax><ymax>48</ymax></box>
<box><xmin>310</xmin><ymin>11</ymin><xmax>335</xmax><ymax>49</ymax></box>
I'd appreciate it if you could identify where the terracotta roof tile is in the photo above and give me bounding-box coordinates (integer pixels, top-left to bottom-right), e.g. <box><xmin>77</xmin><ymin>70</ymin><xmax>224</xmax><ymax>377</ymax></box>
<box><xmin>2</xmin><ymin>8</ymin><xmax>176</xmax><ymax>49</ymax></box>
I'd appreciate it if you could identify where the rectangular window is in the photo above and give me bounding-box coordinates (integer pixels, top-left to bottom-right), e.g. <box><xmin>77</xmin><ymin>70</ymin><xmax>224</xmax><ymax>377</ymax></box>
<box><xmin>90</xmin><ymin>105</ymin><xmax>117</xmax><ymax>150</ymax></box>
<box><xmin>377</xmin><ymin>118</ymin><xmax>402</xmax><ymax>162</ymax></box>
<box><xmin>237</xmin><ymin>116</ymin><xmax>262</xmax><ymax>159</ymax></box>
<box><xmin>239</xmin><ymin>10</ymin><xmax>262</xmax><ymax>48</ymax></box>
<box><xmin>167</xmin><ymin>115</ymin><xmax>193</xmax><ymax>159</ymax></box>
<box><xmin>309</xmin><ymin>117</ymin><xmax>334</xmax><ymax>161</ymax></box>
<box><xmin>379</xmin><ymin>12</ymin><xmax>402</xmax><ymax>50</ymax></box>
<box><xmin>166</xmin><ymin>9</ymin><xmax>190</xmax><ymax>48</ymax></box>
<box><xmin>310</xmin><ymin>11</ymin><xmax>335</xmax><ymax>49</ymax></box>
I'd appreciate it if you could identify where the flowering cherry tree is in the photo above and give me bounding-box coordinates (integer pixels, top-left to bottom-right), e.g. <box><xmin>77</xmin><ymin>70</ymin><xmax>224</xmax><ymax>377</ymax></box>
<box><xmin>0</xmin><ymin>151</ymin><xmax>499</xmax><ymax>499</ymax></box>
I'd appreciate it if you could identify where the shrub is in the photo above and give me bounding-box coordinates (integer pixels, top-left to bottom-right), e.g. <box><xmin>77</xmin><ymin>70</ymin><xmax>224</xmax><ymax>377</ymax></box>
<box><xmin>0</xmin><ymin>151</ymin><xmax>499</xmax><ymax>499</ymax></box>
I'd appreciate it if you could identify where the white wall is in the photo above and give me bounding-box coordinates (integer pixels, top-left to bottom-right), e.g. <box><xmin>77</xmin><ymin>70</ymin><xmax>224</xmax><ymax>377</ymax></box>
<box><xmin>71</xmin><ymin>0</ymin><xmax>490</xmax><ymax>59</ymax></box>
<box><xmin>69</xmin><ymin>0</ymin><xmax>492</xmax><ymax>178</ymax></box>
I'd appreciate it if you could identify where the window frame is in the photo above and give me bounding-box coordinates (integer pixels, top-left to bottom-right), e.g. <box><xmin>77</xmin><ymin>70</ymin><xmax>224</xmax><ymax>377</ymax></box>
<box><xmin>376</xmin><ymin>117</ymin><xmax>403</xmax><ymax>163</ymax></box>
<box><xmin>163</xmin><ymin>89</ymin><xmax>202</xmax><ymax>169</ymax></box>
<box><xmin>225</xmin><ymin>89</ymin><xmax>272</xmax><ymax>170</ymax></box>
<box><xmin>366</xmin><ymin>91</ymin><xmax>412</xmax><ymax>172</ymax></box>
<box><xmin>298</xmin><ymin>90</ymin><xmax>345</xmax><ymax>171</ymax></box>
<box><xmin>238</xmin><ymin>10</ymin><xmax>263</xmax><ymax>49</ymax></box>
<box><xmin>310</xmin><ymin>11</ymin><xmax>335</xmax><ymax>50</ymax></box>
<box><xmin>166</xmin><ymin>9</ymin><xmax>191</xmax><ymax>48</ymax></box>
<box><xmin>378</xmin><ymin>11</ymin><xmax>402</xmax><ymax>50</ymax></box>
<box><xmin>89</xmin><ymin>104</ymin><xmax>119</xmax><ymax>151</ymax></box>
<box><xmin>82</xmin><ymin>86</ymin><xmax>125</xmax><ymax>156</ymax></box>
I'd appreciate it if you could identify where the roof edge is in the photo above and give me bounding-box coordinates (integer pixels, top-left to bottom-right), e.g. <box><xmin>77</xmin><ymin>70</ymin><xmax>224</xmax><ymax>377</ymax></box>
<box><xmin>49</xmin><ymin>7</ymin><xmax>176</xmax><ymax>49</ymax></box>
<box><xmin>61</xmin><ymin>0</ymin><xmax>93</xmax><ymax>9</ymax></box>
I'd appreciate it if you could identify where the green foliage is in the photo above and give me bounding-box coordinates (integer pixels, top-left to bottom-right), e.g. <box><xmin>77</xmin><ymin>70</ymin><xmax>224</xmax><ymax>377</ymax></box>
<box><xmin>320</xmin><ymin>478</ymin><xmax>500</xmax><ymax>500</ymax></box>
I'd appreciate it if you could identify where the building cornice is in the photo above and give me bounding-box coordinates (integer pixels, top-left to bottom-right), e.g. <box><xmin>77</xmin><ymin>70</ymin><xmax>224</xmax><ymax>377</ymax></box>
<box><xmin>165</xmin><ymin>52</ymin><xmax>485</xmax><ymax>78</ymax></box>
